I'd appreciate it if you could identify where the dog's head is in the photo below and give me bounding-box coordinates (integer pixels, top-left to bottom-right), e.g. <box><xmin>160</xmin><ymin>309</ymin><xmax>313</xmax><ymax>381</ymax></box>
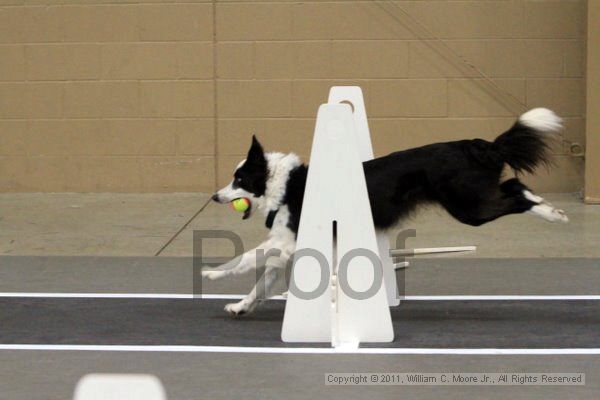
<box><xmin>212</xmin><ymin>135</ymin><xmax>268</xmax><ymax>219</ymax></box>
<box><xmin>212</xmin><ymin>135</ymin><xmax>301</xmax><ymax>220</ymax></box>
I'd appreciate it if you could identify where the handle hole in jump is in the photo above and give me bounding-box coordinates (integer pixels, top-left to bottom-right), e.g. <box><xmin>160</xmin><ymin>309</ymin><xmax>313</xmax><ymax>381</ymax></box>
<box><xmin>339</xmin><ymin>100</ymin><xmax>355</xmax><ymax>113</ymax></box>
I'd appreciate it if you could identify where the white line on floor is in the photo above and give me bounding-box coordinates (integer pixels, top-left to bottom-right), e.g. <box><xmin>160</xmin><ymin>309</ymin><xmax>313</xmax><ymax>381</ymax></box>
<box><xmin>0</xmin><ymin>293</ymin><xmax>599</xmax><ymax>301</ymax></box>
<box><xmin>0</xmin><ymin>344</ymin><xmax>599</xmax><ymax>355</ymax></box>
<box><xmin>401</xmin><ymin>295</ymin><xmax>600</xmax><ymax>301</ymax></box>
<box><xmin>0</xmin><ymin>293</ymin><xmax>248</xmax><ymax>299</ymax></box>
<box><xmin>0</xmin><ymin>292</ymin><xmax>204</xmax><ymax>299</ymax></box>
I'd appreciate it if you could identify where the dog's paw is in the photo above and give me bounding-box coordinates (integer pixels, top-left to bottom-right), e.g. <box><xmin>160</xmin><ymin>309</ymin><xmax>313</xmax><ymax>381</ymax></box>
<box><xmin>542</xmin><ymin>205</ymin><xmax>570</xmax><ymax>223</ymax></box>
<box><xmin>202</xmin><ymin>270</ymin><xmax>226</xmax><ymax>280</ymax></box>
<box><xmin>552</xmin><ymin>208</ymin><xmax>569</xmax><ymax>223</ymax></box>
<box><xmin>224</xmin><ymin>301</ymin><xmax>250</xmax><ymax>317</ymax></box>
<box><xmin>529</xmin><ymin>203</ymin><xmax>569</xmax><ymax>223</ymax></box>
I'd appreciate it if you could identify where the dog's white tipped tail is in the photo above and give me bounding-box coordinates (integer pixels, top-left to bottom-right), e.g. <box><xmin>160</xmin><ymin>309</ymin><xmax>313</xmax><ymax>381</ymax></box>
<box><xmin>519</xmin><ymin>108</ymin><xmax>563</xmax><ymax>132</ymax></box>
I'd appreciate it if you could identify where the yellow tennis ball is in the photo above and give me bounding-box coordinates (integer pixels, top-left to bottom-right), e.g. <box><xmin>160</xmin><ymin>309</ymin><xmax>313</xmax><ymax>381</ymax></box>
<box><xmin>230</xmin><ymin>197</ymin><xmax>250</xmax><ymax>213</ymax></box>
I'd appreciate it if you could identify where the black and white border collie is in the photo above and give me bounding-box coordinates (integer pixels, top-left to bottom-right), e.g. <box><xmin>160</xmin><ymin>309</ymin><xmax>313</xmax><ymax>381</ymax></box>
<box><xmin>205</xmin><ymin>108</ymin><xmax>568</xmax><ymax>316</ymax></box>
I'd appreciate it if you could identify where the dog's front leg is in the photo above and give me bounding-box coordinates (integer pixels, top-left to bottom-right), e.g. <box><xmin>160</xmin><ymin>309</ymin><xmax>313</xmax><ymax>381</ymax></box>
<box><xmin>201</xmin><ymin>240</ymin><xmax>271</xmax><ymax>281</ymax></box>
<box><xmin>200</xmin><ymin>253</ymin><xmax>245</xmax><ymax>281</ymax></box>
<box><xmin>224</xmin><ymin>266</ymin><xmax>281</xmax><ymax>316</ymax></box>
<box><xmin>225</xmin><ymin>245</ymin><xmax>289</xmax><ymax>316</ymax></box>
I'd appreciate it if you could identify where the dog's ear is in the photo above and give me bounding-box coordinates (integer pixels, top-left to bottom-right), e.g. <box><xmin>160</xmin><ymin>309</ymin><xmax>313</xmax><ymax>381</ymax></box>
<box><xmin>247</xmin><ymin>135</ymin><xmax>266</xmax><ymax>166</ymax></box>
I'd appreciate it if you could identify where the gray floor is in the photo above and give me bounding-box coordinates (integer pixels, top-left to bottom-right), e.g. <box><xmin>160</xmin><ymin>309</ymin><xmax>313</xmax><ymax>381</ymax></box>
<box><xmin>2</xmin><ymin>193</ymin><xmax>599</xmax><ymax>258</ymax></box>
<box><xmin>1</xmin><ymin>193</ymin><xmax>599</xmax><ymax>399</ymax></box>
<box><xmin>1</xmin><ymin>256</ymin><xmax>599</xmax><ymax>399</ymax></box>
<box><xmin>1</xmin><ymin>352</ymin><xmax>599</xmax><ymax>400</ymax></box>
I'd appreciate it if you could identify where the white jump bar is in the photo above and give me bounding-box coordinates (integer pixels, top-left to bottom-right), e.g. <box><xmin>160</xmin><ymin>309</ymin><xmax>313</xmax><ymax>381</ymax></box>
<box><xmin>390</xmin><ymin>246</ymin><xmax>477</xmax><ymax>257</ymax></box>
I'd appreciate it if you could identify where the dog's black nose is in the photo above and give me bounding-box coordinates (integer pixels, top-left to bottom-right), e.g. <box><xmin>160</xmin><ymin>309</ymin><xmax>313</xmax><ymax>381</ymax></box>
<box><xmin>211</xmin><ymin>193</ymin><xmax>220</xmax><ymax>202</ymax></box>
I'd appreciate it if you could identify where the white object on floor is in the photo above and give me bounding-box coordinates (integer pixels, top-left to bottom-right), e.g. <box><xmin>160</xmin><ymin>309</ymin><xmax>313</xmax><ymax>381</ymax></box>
<box><xmin>390</xmin><ymin>246</ymin><xmax>477</xmax><ymax>257</ymax></box>
<box><xmin>281</xmin><ymin>89</ymin><xmax>394</xmax><ymax>345</ymax></box>
<box><xmin>394</xmin><ymin>261</ymin><xmax>410</xmax><ymax>269</ymax></box>
<box><xmin>73</xmin><ymin>374</ymin><xmax>166</xmax><ymax>400</ymax></box>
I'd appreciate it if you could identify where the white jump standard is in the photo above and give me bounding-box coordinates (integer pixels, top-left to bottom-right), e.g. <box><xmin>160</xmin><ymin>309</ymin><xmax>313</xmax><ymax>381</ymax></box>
<box><xmin>282</xmin><ymin>87</ymin><xmax>395</xmax><ymax>345</ymax></box>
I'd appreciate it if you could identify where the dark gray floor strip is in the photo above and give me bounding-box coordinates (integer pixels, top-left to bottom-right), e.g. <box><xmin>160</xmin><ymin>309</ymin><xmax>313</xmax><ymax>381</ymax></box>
<box><xmin>1</xmin><ymin>298</ymin><xmax>598</xmax><ymax>348</ymax></box>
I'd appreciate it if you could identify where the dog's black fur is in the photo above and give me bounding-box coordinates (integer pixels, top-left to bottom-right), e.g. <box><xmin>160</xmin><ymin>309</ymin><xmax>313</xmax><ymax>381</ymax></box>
<box><xmin>244</xmin><ymin>114</ymin><xmax>556</xmax><ymax>233</ymax></box>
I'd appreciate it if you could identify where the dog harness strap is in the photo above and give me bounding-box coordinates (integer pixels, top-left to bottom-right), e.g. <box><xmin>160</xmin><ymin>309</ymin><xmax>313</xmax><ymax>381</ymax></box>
<box><xmin>265</xmin><ymin>209</ymin><xmax>278</xmax><ymax>229</ymax></box>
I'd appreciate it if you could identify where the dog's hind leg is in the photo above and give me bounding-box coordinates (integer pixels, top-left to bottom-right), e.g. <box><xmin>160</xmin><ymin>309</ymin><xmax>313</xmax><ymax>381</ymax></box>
<box><xmin>224</xmin><ymin>266</ymin><xmax>281</xmax><ymax>316</ymax></box>
<box><xmin>440</xmin><ymin>178</ymin><xmax>568</xmax><ymax>226</ymax></box>
<box><xmin>526</xmin><ymin>198</ymin><xmax>569</xmax><ymax>223</ymax></box>
<box><xmin>501</xmin><ymin>178</ymin><xmax>569</xmax><ymax>223</ymax></box>
<box><xmin>438</xmin><ymin>184</ymin><xmax>534</xmax><ymax>226</ymax></box>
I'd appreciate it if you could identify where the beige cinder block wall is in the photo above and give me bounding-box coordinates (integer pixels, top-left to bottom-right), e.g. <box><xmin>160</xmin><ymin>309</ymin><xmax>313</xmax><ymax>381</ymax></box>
<box><xmin>0</xmin><ymin>2</ymin><xmax>216</xmax><ymax>192</ymax></box>
<box><xmin>0</xmin><ymin>0</ymin><xmax>586</xmax><ymax>193</ymax></box>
